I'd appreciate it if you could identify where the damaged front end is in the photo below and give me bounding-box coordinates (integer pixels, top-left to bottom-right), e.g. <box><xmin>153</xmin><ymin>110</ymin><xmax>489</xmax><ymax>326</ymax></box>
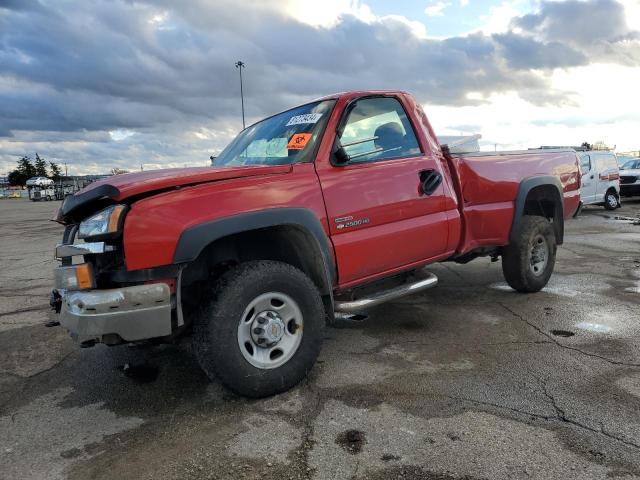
<box><xmin>52</xmin><ymin>202</ymin><xmax>179</xmax><ymax>347</ymax></box>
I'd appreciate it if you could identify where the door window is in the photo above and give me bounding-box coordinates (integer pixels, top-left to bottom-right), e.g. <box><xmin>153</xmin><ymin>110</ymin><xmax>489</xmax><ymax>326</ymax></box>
<box><xmin>580</xmin><ymin>154</ymin><xmax>591</xmax><ymax>174</ymax></box>
<box><xmin>338</xmin><ymin>97</ymin><xmax>421</xmax><ymax>164</ymax></box>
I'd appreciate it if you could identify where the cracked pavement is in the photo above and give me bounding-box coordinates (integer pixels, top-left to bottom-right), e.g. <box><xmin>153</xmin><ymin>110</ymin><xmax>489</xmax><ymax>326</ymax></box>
<box><xmin>1</xmin><ymin>198</ymin><xmax>639</xmax><ymax>480</ymax></box>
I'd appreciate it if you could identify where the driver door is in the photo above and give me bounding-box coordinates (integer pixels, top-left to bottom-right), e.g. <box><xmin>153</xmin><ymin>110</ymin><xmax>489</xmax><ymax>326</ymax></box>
<box><xmin>315</xmin><ymin>96</ymin><xmax>449</xmax><ymax>288</ymax></box>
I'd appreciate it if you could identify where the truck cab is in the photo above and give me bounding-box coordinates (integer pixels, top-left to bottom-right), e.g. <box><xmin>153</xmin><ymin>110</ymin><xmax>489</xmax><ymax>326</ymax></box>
<box><xmin>27</xmin><ymin>176</ymin><xmax>55</xmax><ymax>201</ymax></box>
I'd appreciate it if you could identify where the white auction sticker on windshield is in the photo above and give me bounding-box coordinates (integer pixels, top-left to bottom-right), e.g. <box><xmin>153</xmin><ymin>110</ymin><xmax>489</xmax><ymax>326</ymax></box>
<box><xmin>285</xmin><ymin>113</ymin><xmax>323</xmax><ymax>126</ymax></box>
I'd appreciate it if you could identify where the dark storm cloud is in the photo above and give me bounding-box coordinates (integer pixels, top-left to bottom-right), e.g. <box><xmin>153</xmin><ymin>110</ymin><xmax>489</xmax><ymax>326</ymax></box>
<box><xmin>494</xmin><ymin>33</ymin><xmax>588</xmax><ymax>70</ymax></box>
<box><xmin>513</xmin><ymin>0</ymin><xmax>640</xmax><ymax>64</ymax></box>
<box><xmin>0</xmin><ymin>0</ymin><xmax>637</xmax><ymax>140</ymax></box>
<box><xmin>0</xmin><ymin>0</ymin><xmax>44</xmax><ymax>11</ymax></box>
<box><xmin>514</xmin><ymin>0</ymin><xmax>632</xmax><ymax>45</ymax></box>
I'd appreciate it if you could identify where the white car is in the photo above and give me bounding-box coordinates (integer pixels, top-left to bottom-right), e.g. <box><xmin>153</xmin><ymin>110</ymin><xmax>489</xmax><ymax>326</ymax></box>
<box><xmin>578</xmin><ymin>151</ymin><xmax>621</xmax><ymax>210</ymax></box>
<box><xmin>619</xmin><ymin>158</ymin><xmax>640</xmax><ymax>199</ymax></box>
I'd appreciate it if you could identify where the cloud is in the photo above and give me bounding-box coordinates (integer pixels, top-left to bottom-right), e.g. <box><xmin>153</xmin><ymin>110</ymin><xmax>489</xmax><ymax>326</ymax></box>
<box><xmin>493</xmin><ymin>32</ymin><xmax>588</xmax><ymax>70</ymax></box>
<box><xmin>513</xmin><ymin>0</ymin><xmax>640</xmax><ymax>64</ymax></box>
<box><xmin>425</xmin><ymin>1</ymin><xmax>451</xmax><ymax>17</ymax></box>
<box><xmin>446</xmin><ymin>124</ymin><xmax>482</xmax><ymax>133</ymax></box>
<box><xmin>0</xmin><ymin>0</ymin><xmax>638</xmax><ymax>173</ymax></box>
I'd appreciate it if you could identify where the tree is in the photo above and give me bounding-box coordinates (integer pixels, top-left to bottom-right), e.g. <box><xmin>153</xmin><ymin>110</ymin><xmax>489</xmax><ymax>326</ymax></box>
<box><xmin>7</xmin><ymin>155</ymin><xmax>36</xmax><ymax>186</ymax></box>
<box><xmin>34</xmin><ymin>153</ymin><xmax>48</xmax><ymax>177</ymax></box>
<box><xmin>49</xmin><ymin>161</ymin><xmax>62</xmax><ymax>180</ymax></box>
<box><xmin>110</xmin><ymin>168</ymin><xmax>129</xmax><ymax>175</ymax></box>
<box><xmin>18</xmin><ymin>155</ymin><xmax>36</xmax><ymax>178</ymax></box>
<box><xmin>8</xmin><ymin>170</ymin><xmax>25</xmax><ymax>187</ymax></box>
<box><xmin>581</xmin><ymin>142</ymin><xmax>592</xmax><ymax>150</ymax></box>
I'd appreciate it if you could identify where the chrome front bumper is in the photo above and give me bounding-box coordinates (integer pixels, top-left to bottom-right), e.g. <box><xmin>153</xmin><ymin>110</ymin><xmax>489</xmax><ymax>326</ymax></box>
<box><xmin>59</xmin><ymin>283</ymin><xmax>172</xmax><ymax>344</ymax></box>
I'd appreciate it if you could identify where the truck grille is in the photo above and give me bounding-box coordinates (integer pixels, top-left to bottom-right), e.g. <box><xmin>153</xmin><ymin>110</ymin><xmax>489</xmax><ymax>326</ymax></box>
<box><xmin>620</xmin><ymin>175</ymin><xmax>637</xmax><ymax>184</ymax></box>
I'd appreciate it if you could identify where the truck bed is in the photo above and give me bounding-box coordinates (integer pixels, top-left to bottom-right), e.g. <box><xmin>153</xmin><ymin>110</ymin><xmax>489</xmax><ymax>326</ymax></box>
<box><xmin>445</xmin><ymin>148</ymin><xmax>581</xmax><ymax>255</ymax></box>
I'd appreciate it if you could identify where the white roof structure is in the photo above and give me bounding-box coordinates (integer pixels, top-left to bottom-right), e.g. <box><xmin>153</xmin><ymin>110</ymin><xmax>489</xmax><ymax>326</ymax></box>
<box><xmin>437</xmin><ymin>134</ymin><xmax>482</xmax><ymax>153</ymax></box>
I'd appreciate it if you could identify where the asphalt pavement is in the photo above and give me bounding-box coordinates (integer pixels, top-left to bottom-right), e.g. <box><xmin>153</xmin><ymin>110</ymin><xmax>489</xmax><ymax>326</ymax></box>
<box><xmin>1</xmin><ymin>197</ymin><xmax>639</xmax><ymax>480</ymax></box>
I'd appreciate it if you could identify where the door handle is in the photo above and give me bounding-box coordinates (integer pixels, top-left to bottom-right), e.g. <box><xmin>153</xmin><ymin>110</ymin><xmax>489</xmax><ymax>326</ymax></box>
<box><xmin>419</xmin><ymin>170</ymin><xmax>442</xmax><ymax>196</ymax></box>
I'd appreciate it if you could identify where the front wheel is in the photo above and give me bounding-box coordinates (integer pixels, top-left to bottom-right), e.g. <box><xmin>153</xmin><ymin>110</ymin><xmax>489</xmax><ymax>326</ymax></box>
<box><xmin>501</xmin><ymin>216</ymin><xmax>557</xmax><ymax>293</ymax></box>
<box><xmin>604</xmin><ymin>190</ymin><xmax>619</xmax><ymax>210</ymax></box>
<box><xmin>194</xmin><ymin>261</ymin><xmax>325</xmax><ymax>398</ymax></box>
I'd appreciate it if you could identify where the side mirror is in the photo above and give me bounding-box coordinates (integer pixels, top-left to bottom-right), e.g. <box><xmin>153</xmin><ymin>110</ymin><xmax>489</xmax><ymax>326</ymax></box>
<box><xmin>334</xmin><ymin>146</ymin><xmax>350</xmax><ymax>164</ymax></box>
<box><xmin>332</xmin><ymin>138</ymin><xmax>350</xmax><ymax>164</ymax></box>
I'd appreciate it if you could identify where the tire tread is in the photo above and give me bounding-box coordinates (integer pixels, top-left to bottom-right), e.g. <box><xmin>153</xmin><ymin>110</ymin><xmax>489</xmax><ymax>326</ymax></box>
<box><xmin>193</xmin><ymin>260</ymin><xmax>324</xmax><ymax>398</ymax></box>
<box><xmin>502</xmin><ymin>215</ymin><xmax>556</xmax><ymax>293</ymax></box>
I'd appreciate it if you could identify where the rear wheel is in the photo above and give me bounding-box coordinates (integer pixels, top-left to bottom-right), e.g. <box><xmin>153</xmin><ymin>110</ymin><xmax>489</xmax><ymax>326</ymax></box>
<box><xmin>194</xmin><ymin>260</ymin><xmax>324</xmax><ymax>398</ymax></box>
<box><xmin>502</xmin><ymin>216</ymin><xmax>556</xmax><ymax>293</ymax></box>
<box><xmin>604</xmin><ymin>189</ymin><xmax>619</xmax><ymax>210</ymax></box>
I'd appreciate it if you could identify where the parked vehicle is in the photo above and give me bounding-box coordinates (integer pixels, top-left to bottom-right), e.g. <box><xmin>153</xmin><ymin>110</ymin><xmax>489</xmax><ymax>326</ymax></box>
<box><xmin>578</xmin><ymin>151</ymin><xmax>621</xmax><ymax>210</ymax></box>
<box><xmin>26</xmin><ymin>177</ymin><xmax>55</xmax><ymax>201</ymax></box>
<box><xmin>619</xmin><ymin>158</ymin><xmax>640</xmax><ymax>198</ymax></box>
<box><xmin>51</xmin><ymin>91</ymin><xmax>581</xmax><ymax>397</ymax></box>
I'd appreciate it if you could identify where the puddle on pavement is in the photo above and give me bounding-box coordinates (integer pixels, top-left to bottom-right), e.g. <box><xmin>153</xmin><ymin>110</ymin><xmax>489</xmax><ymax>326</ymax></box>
<box><xmin>380</xmin><ymin>453</ymin><xmax>401</xmax><ymax>462</ymax></box>
<box><xmin>614</xmin><ymin>215</ymin><xmax>640</xmax><ymax>225</ymax></box>
<box><xmin>489</xmin><ymin>283</ymin><xmax>513</xmax><ymax>292</ymax></box>
<box><xmin>333</xmin><ymin>312</ymin><xmax>369</xmax><ymax>324</ymax></box>
<box><xmin>550</xmin><ymin>329</ymin><xmax>575</xmax><ymax>338</ymax></box>
<box><xmin>118</xmin><ymin>363</ymin><xmax>159</xmax><ymax>383</ymax></box>
<box><xmin>575</xmin><ymin>322</ymin><xmax>613</xmax><ymax>333</ymax></box>
<box><xmin>336</xmin><ymin>429</ymin><xmax>366</xmax><ymax>454</ymax></box>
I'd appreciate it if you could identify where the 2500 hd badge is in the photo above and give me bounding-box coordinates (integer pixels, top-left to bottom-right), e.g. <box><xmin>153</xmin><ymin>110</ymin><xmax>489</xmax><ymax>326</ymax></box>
<box><xmin>334</xmin><ymin>216</ymin><xmax>370</xmax><ymax>229</ymax></box>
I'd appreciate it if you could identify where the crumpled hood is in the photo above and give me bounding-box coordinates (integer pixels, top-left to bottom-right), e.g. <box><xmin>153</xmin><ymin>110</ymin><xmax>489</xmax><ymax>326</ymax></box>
<box><xmin>57</xmin><ymin>164</ymin><xmax>292</xmax><ymax>222</ymax></box>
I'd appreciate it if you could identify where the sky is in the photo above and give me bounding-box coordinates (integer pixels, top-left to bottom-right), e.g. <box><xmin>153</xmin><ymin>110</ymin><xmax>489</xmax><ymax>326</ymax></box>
<box><xmin>0</xmin><ymin>0</ymin><xmax>639</xmax><ymax>175</ymax></box>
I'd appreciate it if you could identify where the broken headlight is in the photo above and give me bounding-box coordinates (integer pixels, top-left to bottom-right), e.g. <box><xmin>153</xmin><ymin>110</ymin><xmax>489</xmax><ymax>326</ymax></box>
<box><xmin>78</xmin><ymin>204</ymin><xmax>127</xmax><ymax>241</ymax></box>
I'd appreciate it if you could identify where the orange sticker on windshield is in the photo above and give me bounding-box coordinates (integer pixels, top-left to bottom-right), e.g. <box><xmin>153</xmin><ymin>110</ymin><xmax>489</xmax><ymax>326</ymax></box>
<box><xmin>287</xmin><ymin>133</ymin><xmax>312</xmax><ymax>150</ymax></box>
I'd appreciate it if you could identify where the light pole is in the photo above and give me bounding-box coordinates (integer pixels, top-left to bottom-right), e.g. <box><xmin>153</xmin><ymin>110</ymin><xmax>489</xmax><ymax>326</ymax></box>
<box><xmin>235</xmin><ymin>61</ymin><xmax>246</xmax><ymax>129</ymax></box>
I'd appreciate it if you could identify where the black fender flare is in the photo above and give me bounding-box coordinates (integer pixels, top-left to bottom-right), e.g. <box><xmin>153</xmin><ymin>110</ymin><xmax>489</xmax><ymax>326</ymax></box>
<box><xmin>173</xmin><ymin>208</ymin><xmax>336</xmax><ymax>292</ymax></box>
<box><xmin>510</xmin><ymin>176</ymin><xmax>564</xmax><ymax>245</ymax></box>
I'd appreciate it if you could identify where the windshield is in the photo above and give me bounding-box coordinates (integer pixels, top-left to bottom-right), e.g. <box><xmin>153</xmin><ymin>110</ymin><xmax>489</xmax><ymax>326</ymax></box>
<box><xmin>214</xmin><ymin>100</ymin><xmax>335</xmax><ymax>167</ymax></box>
<box><xmin>621</xmin><ymin>159</ymin><xmax>640</xmax><ymax>170</ymax></box>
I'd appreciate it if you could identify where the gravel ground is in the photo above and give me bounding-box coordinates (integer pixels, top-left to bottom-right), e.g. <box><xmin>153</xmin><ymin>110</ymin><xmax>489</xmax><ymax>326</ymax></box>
<box><xmin>1</xmin><ymin>197</ymin><xmax>639</xmax><ymax>480</ymax></box>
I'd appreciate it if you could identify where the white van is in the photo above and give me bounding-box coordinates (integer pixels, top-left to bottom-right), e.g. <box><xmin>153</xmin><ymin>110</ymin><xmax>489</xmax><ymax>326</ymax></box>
<box><xmin>578</xmin><ymin>151</ymin><xmax>621</xmax><ymax>210</ymax></box>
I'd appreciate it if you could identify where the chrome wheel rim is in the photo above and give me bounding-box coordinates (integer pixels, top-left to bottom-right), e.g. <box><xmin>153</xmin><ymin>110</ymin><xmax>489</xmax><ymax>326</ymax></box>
<box><xmin>607</xmin><ymin>194</ymin><xmax>617</xmax><ymax>208</ymax></box>
<box><xmin>529</xmin><ymin>234</ymin><xmax>549</xmax><ymax>276</ymax></box>
<box><xmin>237</xmin><ymin>292</ymin><xmax>303</xmax><ymax>369</ymax></box>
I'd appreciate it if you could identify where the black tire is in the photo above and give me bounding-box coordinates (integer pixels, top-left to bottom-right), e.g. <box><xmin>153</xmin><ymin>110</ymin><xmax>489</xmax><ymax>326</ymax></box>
<box><xmin>193</xmin><ymin>260</ymin><xmax>324</xmax><ymax>398</ymax></box>
<box><xmin>501</xmin><ymin>216</ymin><xmax>556</xmax><ymax>293</ymax></box>
<box><xmin>604</xmin><ymin>189</ymin><xmax>619</xmax><ymax>210</ymax></box>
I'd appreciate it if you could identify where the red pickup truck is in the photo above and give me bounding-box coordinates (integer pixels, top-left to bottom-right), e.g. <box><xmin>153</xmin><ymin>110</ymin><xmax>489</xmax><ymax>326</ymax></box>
<box><xmin>52</xmin><ymin>91</ymin><xmax>580</xmax><ymax>397</ymax></box>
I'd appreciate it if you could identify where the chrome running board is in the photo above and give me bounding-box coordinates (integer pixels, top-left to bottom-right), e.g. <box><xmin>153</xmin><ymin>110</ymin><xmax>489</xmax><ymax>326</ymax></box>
<box><xmin>334</xmin><ymin>271</ymin><xmax>438</xmax><ymax>313</ymax></box>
